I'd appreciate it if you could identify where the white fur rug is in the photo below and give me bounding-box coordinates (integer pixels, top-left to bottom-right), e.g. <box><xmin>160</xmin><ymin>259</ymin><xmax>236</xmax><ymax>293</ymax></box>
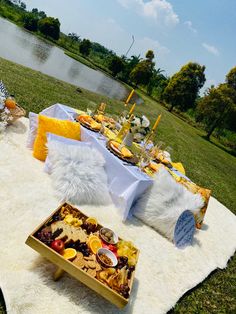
<box><xmin>0</xmin><ymin>118</ymin><xmax>236</xmax><ymax>314</ymax></box>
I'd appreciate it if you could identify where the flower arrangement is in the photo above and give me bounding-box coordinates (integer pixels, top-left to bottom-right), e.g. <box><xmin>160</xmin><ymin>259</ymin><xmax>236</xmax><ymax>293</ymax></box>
<box><xmin>119</xmin><ymin>114</ymin><xmax>150</xmax><ymax>143</ymax></box>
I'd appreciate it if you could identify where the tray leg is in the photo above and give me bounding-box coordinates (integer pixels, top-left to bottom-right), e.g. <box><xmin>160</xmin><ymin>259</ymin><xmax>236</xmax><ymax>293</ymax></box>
<box><xmin>53</xmin><ymin>267</ymin><xmax>65</xmax><ymax>281</ymax></box>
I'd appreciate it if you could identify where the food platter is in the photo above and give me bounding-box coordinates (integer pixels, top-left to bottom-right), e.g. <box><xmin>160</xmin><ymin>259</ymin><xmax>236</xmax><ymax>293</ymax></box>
<box><xmin>26</xmin><ymin>203</ymin><xmax>139</xmax><ymax>309</ymax></box>
<box><xmin>79</xmin><ymin>120</ymin><xmax>101</xmax><ymax>132</ymax></box>
<box><xmin>106</xmin><ymin>140</ymin><xmax>139</xmax><ymax>165</ymax></box>
<box><xmin>76</xmin><ymin>115</ymin><xmax>101</xmax><ymax>132</ymax></box>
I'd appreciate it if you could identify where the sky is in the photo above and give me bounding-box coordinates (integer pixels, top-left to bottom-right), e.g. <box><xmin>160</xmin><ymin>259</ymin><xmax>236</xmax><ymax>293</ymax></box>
<box><xmin>23</xmin><ymin>0</ymin><xmax>236</xmax><ymax>92</ymax></box>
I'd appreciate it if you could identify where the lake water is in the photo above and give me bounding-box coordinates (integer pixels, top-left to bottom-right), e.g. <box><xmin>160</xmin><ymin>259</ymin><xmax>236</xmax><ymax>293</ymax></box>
<box><xmin>0</xmin><ymin>17</ymin><xmax>140</xmax><ymax>102</ymax></box>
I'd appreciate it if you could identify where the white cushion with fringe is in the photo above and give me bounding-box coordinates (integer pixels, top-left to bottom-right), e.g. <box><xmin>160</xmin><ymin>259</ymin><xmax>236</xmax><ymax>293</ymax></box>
<box><xmin>133</xmin><ymin>166</ymin><xmax>204</xmax><ymax>241</ymax></box>
<box><xmin>47</xmin><ymin>134</ymin><xmax>111</xmax><ymax>206</ymax></box>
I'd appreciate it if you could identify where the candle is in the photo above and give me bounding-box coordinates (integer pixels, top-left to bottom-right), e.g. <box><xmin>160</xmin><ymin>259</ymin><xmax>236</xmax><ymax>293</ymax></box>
<box><xmin>125</xmin><ymin>89</ymin><xmax>135</xmax><ymax>105</ymax></box>
<box><xmin>152</xmin><ymin>114</ymin><xmax>162</xmax><ymax>131</ymax></box>
<box><xmin>129</xmin><ymin>103</ymin><xmax>136</xmax><ymax>115</ymax></box>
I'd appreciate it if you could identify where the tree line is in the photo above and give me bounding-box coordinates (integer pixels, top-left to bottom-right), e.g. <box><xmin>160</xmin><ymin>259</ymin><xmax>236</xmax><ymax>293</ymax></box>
<box><xmin>0</xmin><ymin>0</ymin><xmax>235</xmax><ymax>149</ymax></box>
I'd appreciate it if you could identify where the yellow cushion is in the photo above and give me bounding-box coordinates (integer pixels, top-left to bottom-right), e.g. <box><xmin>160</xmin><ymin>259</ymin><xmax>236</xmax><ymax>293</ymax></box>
<box><xmin>33</xmin><ymin>115</ymin><xmax>81</xmax><ymax>161</ymax></box>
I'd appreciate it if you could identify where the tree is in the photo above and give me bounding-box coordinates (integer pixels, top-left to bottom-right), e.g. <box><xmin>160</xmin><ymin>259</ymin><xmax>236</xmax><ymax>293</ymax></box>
<box><xmin>130</xmin><ymin>50</ymin><xmax>155</xmax><ymax>86</ymax></box>
<box><xmin>68</xmin><ymin>32</ymin><xmax>80</xmax><ymax>45</ymax></box>
<box><xmin>163</xmin><ymin>62</ymin><xmax>206</xmax><ymax>112</ymax></box>
<box><xmin>196</xmin><ymin>84</ymin><xmax>236</xmax><ymax>140</ymax></box>
<box><xmin>31</xmin><ymin>8</ymin><xmax>46</xmax><ymax>19</ymax></box>
<box><xmin>145</xmin><ymin>50</ymin><xmax>155</xmax><ymax>62</ymax></box>
<box><xmin>38</xmin><ymin>11</ymin><xmax>46</xmax><ymax>19</ymax></box>
<box><xmin>146</xmin><ymin>68</ymin><xmax>165</xmax><ymax>96</ymax></box>
<box><xmin>20</xmin><ymin>1</ymin><xmax>26</xmax><ymax>10</ymax></box>
<box><xmin>79</xmin><ymin>39</ymin><xmax>91</xmax><ymax>56</ymax></box>
<box><xmin>226</xmin><ymin>66</ymin><xmax>236</xmax><ymax>90</ymax></box>
<box><xmin>130</xmin><ymin>61</ymin><xmax>153</xmax><ymax>86</ymax></box>
<box><xmin>38</xmin><ymin>17</ymin><xmax>60</xmax><ymax>40</ymax></box>
<box><xmin>108</xmin><ymin>55</ymin><xmax>124</xmax><ymax>76</ymax></box>
<box><xmin>22</xmin><ymin>13</ymin><xmax>38</xmax><ymax>31</ymax></box>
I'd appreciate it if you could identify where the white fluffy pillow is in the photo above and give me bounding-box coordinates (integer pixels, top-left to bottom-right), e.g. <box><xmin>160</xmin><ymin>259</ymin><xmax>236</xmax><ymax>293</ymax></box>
<box><xmin>44</xmin><ymin>133</ymin><xmax>92</xmax><ymax>174</ymax></box>
<box><xmin>47</xmin><ymin>136</ymin><xmax>111</xmax><ymax>206</ymax></box>
<box><xmin>132</xmin><ymin>166</ymin><xmax>204</xmax><ymax>241</ymax></box>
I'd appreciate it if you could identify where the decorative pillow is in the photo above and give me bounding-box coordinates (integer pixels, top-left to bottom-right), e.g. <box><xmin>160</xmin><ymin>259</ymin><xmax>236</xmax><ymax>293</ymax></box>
<box><xmin>47</xmin><ymin>138</ymin><xmax>111</xmax><ymax>205</ymax></box>
<box><xmin>27</xmin><ymin>105</ymin><xmax>76</xmax><ymax>150</ymax></box>
<box><xmin>26</xmin><ymin>112</ymin><xmax>38</xmax><ymax>149</ymax></box>
<box><xmin>44</xmin><ymin>133</ymin><xmax>92</xmax><ymax>174</ymax></box>
<box><xmin>132</xmin><ymin>166</ymin><xmax>204</xmax><ymax>241</ymax></box>
<box><xmin>33</xmin><ymin>115</ymin><xmax>81</xmax><ymax>161</ymax></box>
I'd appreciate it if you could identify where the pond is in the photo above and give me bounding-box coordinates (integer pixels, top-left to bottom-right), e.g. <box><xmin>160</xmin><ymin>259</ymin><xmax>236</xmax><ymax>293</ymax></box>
<box><xmin>0</xmin><ymin>17</ymin><xmax>141</xmax><ymax>103</ymax></box>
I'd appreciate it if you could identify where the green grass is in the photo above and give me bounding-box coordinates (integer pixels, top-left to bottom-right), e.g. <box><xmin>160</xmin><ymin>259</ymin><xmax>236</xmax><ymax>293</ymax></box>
<box><xmin>0</xmin><ymin>57</ymin><xmax>235</xmax><ymax>313</ymax></box>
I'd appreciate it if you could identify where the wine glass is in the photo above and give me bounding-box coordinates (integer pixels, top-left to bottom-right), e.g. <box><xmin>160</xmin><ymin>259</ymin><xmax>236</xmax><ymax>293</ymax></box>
<box><xmin>86</xmin><ymin>101</ymin><xmax>98</xmax><ymax>116</ymax></box>
<box><xmin>137</xmin><ymin>148</ymin><xmax>151</xmax><ymax>172</ymax></box>
<box><xmin>97</xmin><ymin>120</ymin><xmax>106</xmax><ymax>140</ymax></box>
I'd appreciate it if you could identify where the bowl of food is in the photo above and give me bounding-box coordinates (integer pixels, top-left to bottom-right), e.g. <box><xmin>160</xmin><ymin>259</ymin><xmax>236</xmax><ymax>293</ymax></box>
<box><xmin>97</xmin><ymin>248</ymin><xmax>118</xmax><ymax>267</ymax></box>
<box><xmin>99</xmin><ymin>227</ymin><xmax>118</xmax><ymax>245</ymax></box>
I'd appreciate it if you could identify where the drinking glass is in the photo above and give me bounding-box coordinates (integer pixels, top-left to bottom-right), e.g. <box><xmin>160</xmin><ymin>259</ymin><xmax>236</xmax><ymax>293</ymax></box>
<box><xmin>97</xmin><ymin>121</ymin><xmax>106</xmax><ymax>140</ymax></box>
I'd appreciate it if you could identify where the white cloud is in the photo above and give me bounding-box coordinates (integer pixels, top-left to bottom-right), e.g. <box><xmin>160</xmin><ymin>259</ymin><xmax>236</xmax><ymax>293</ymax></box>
<box><xmin>202</xmin><ymin>43</ymin><xmax>219</xmax><ymax>56</ymax></box>
<box><xmin>117</xmin><ymin>0</ymin><xmax>179</xmax><ymax>26</ymax></box>
<box><xmin>184</xmin><ymin>20</ymin><xmax>197</xmax><ymax>33</ymax></box>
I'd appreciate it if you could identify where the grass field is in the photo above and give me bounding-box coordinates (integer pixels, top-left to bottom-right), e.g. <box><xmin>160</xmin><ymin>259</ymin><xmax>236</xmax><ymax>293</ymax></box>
<box><xmin>0</xmin><ymin>57</ymin><xmax>235</xmax><ymax>313</ymax></box>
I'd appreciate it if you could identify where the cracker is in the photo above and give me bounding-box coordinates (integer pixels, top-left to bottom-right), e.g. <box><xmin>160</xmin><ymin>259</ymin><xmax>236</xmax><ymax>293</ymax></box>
<box><xmin>87</xmin><ymin>261</ymin><xmax>96</xmax><ymax>269</ymax></box>
<box><xmin>73</xmin><ymin>258</ymin><xmax>85</xmax><ymax>268</ymax></box>
<box><xmin>87</xmin><ymin>268</ymin><xmax>96</xmax><ymax>277</ymax></box>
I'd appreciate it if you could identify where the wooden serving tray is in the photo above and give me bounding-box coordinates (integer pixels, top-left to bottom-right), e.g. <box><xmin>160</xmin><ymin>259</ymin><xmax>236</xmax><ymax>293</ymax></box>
<box><xmin>25</xmin><ymin>203</ymin><xmax>139</xmax><ymax>309</ymax></box>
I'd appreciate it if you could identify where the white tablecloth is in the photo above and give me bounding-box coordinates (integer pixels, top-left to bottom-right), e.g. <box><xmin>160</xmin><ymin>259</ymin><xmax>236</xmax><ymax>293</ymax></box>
<box><xmin>41</xmin><ymin>104</ymin><xmax>153</xmax><ymax>219</ymax></box>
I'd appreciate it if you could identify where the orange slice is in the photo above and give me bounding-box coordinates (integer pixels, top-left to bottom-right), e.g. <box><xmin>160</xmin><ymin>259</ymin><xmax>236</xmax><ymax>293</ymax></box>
<box><xmin>86</xmin><ymin>217</ymin><xmax>98</xmax><ymax>226</ymax></box>
<box><xmin>89</xmin><ymin>238</ymin><xmax>102</xmax><ymax>254</ymax></box>
<box><xmin>121</xmin><ymin>146</ymin><xmax>133</xmax><ymax>158</ymax></box>
<box><xmin>62</xmin><ymin>248</ymin><xmax>77</xmax><ymax>260</ymax></box>
<box><xmin>88</xmin><ymin>234</ymin><xmax>100</xmax><ymax>244</ymax></box>
<box><xmin>110</xmin><ymin>141</ymin><xmax>133</xmax><ymax>158</ymax></box>
<box><xmin>149</xmin><ymin>162</ymin><xmax>161</xmax><ymax>172</ymax></box>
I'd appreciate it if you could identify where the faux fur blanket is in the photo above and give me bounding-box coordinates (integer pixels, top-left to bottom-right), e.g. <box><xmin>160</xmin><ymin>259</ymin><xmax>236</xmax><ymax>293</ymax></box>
<box><xmin>0</xmin><ymin>118</ymin><xmax>236</xmax><ymax>314</ymax></box>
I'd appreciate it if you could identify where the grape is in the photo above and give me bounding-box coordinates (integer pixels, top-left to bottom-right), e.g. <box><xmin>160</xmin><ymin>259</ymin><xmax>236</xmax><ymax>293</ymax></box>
<box><xmin>36</xmin><ymin>228</ymin><xmax>54</xmax><ymax>246</ymax></box>
<box><xmin>117</xmin><ymin>256</ymin><xmax>128</xmax><ymax>269</ymax></box>
<box><xmin>127</xmin><ymin>265</ymin><xmax>135</xmax><ymax>279</ymax></box>
<box><xmin>81</xmin><ymin>222</ymin><xmax>97</xmax><ymax>233</ymax></box>
<box><xmin>119</xmin><ymin>284</ymin><xmax>130</xmax><ymax>299</ymax></box>
<box><xmin>52</xmin><ymin>212</ymin><xmax>61</xmax><ymax>222</ymax></box>
<box><xmin>52</xmin><ymin>228</ymin><xmax>63</xmax><ymax>239</ymax></box>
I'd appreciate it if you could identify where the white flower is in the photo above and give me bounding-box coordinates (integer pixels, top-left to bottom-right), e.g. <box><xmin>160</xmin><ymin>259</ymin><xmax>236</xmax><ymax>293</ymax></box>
<box><xmin>141</xmin><ymin>115</ymin><xmax>150</xmax><ymax>128</ymax></box>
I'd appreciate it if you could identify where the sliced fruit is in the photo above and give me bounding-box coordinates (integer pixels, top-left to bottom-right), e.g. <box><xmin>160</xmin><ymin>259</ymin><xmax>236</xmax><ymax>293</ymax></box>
<box><xmin>110</xmin><ymin>141</ymin><xmax>133</xmax><ymax>158</ymax></box>
<box><xmin>86</xmin><ymin>217</ymin><xmax>98</xmax><ymax>226</ymax></box>
<box><xmin>88</xmin><ymin>234</ymin><xmax>100</xmax><ymax>244</ymax></box>
<box><xmin>89</xmin><ymin>238</ymin><xmax>102</xmax><ymax>254</ymax></box>
<box><xmin>62</xmin><ymin>248</ymin><xmax>77</xmax><ymax>260</ymax></box>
